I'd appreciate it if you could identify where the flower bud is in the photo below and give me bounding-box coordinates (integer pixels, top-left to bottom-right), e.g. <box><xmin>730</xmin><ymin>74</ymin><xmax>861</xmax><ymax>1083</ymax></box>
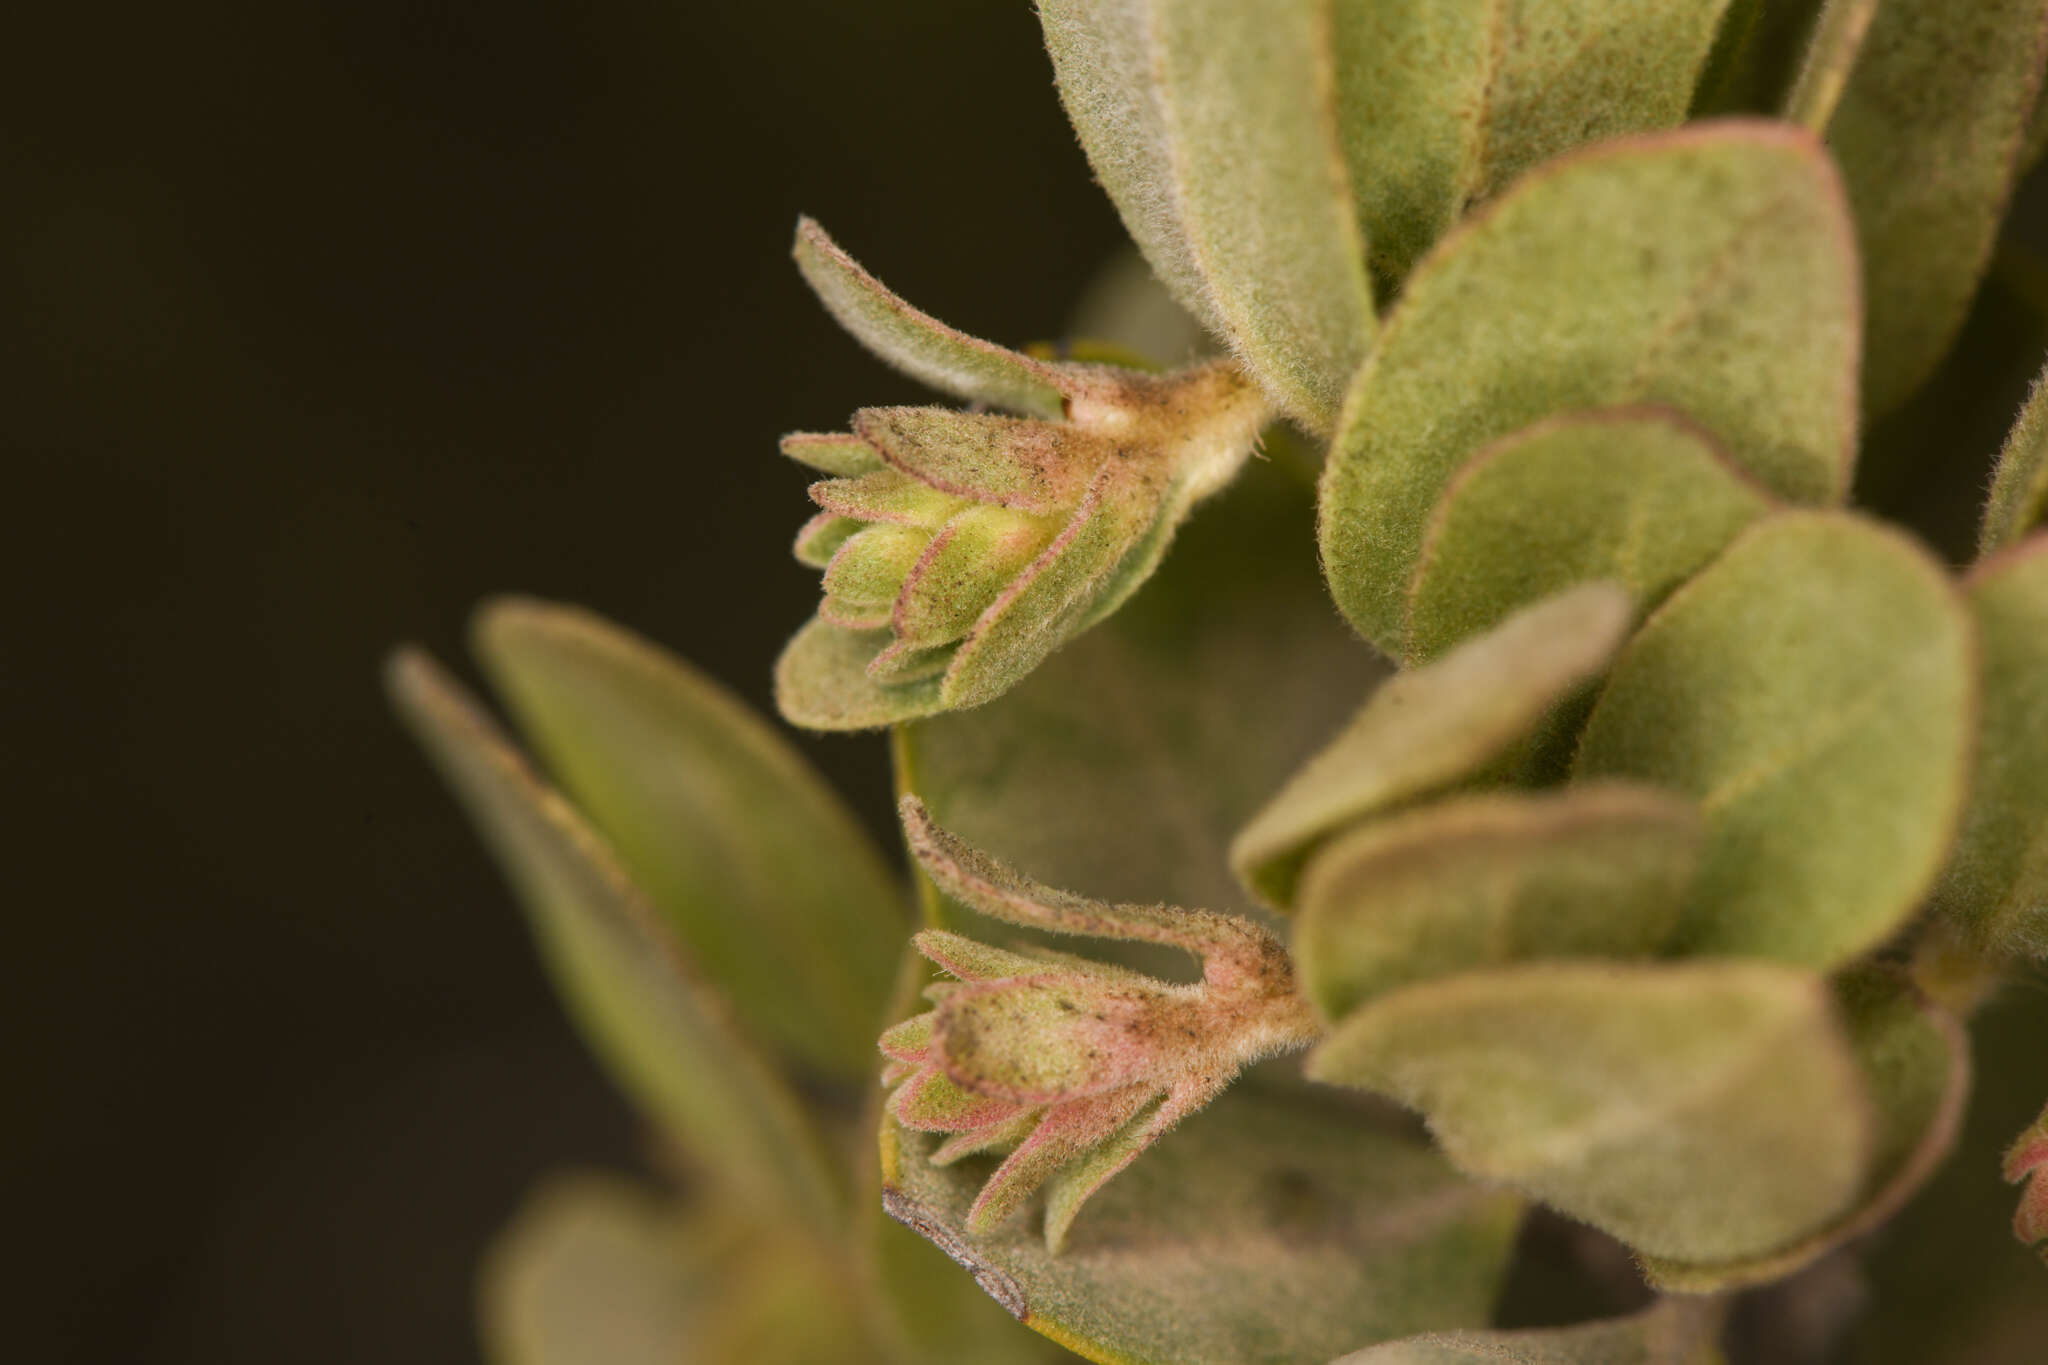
<box><xmin>774</xmin><ymin>220</ymin><xmax>1273</xmax><ymax>730</ymax></box>
<box><xmin>877</xmin><ymin>798</ymin><xmax>1319</xmax><ymax>1252</ymax></box>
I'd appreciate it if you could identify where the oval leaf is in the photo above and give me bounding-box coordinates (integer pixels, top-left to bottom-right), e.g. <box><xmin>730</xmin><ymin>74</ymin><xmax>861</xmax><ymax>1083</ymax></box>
<box><xmin>1643</xmin><ymin>966</ymin><xmax>1969</xmax><ymax>1292</ymax></box>
<box><xmin>1331</xmin><ymin>1297</ymin><xmax>1723</xmax><ymax>1365</ymax></box>
<box><xmin>385</xmin><ymin>651</ymin><xmax>845</xmax><ymax>1235</ymax></box>
<box><xmin>1406</xmin><ymin>407</ymin><xmax>1773</xmax><ymax>663</ymax></box>
<box><xmin>1331</xmin><ymin>0</ymin><xmax>1733</xmax><ymax>284</ymax></box>
<box><xmin>1936</xmin><ymin>536</ymin><xmax>2048</xmax><ymax>958</ymax></box>
<box><xmin>880</xmin><ymin>1089</ymin><xmax>1522</xmax><ymax>1365</ymax></box>
<box><xmin>1294</xmin><ymin>783</ymin><xmax>1701</xmax><ymax>1022</ymax></box>
<box><xmin>1982</xmin><ymin>363</ymin><xmax>2048</xmax><ymax>555</ymax></box>
<box><xmin>1319</xmin><ymin>121</ymin><xmax>1858</xmax><ymax>651</ymax></box>
<box><xmin>1575</xmin><ymin>511</ymin><xmax>1975</xmax><ymax>968</ymax></box>
<box><xmin>1308</xmin><ymin>959</ymin><xmax>1872</xmax><ymax>1264</ymax></box>
<box><xmin>472</xmin><ymin>599</ymin><xmax>906</xmax><ymax>1082</ymax></box>
<box><xmin>1233</xmin><ymin>583</ymin><xmax>1633</xmax><ymax>912</ymax></box>
<box><xmin>1821</xmin><ymin>0</ymin><xmax>2048</xmax><ymax>414</ymax></box>
<box><xmin>1040</xmin><ymin>0</ymin><xmax>1375</xmax><ymax>429</ymax></box>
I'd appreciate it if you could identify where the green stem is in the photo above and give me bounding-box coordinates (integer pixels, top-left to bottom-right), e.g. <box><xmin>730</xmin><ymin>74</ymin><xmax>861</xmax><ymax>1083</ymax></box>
<box><xmin>889</xmin><ymin>723</ymin><xmax>950</xmax><ymax>931</ymax></box>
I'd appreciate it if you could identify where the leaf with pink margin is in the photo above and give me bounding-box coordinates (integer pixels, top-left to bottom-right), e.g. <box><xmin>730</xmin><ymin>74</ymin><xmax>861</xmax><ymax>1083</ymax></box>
<box><xmin>1641</xmin><ymin>965</ymin><xmax>1970</xmax><ymax>1291</ymax></box>
<box><xmin>792</xmin><ymin>218</ymin><xmax>1070</xmax><ymax>419</ymax></box>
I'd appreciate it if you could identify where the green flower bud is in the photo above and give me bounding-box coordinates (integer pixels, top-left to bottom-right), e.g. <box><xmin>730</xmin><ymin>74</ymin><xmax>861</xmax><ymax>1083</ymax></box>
<box><xmin>773</xmin><ymin>220</ymin><xmax>1272</xmax><ymax>730</ymax></box>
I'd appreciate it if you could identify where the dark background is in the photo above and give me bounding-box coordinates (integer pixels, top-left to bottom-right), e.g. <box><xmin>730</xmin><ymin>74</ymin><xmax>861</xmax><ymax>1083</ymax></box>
<box><xmin>15</xmin><ymin>5</ymin><xmax>2048</xmax><ymax>1362</ymax></box>
<box><xmin>8</xmin><ymin>3</ymin><xmax>1123</xmax><ymax>1360</ymax></box>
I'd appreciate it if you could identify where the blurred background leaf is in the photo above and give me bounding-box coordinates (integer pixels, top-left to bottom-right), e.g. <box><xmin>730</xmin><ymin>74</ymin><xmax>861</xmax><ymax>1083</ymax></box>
<box><xmin>4</xmin><ymin>2</ymin><xmax>1126</xmax><ymax>1359</ymax></box>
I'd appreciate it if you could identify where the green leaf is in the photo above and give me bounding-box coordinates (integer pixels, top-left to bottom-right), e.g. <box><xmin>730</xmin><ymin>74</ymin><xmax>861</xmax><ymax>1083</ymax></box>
<box><xmin>1642</xmin><ymin>966</ymin><xmax>1969</xmax><ymax>1291</ymax></box>
<box><xmin>1406</xmin><ymin>407</ymin><xmax>1773</xmax><ymax>664</ymax></box>
<box><xmin>1233</xmin><ymin>583</ymin><xmax>1633</xmax><ymax>912</ymax></box>
<box><xmin>1308</xmin><ymin>959</ymin><xmax>1870</xmax><ymax>1264</ymax></box>
<box><xmin>385</xmin><ymin>651</ymin><xmax>846</xmax><ymax>1234</ymax></box>
<box><xmin>1821</xmin><ymin>0</ymin><xmax>2048</xmax><ymax>414</ymax></box>
<box><xmin>1318</xmin><ymin>122</ymin><xmax>1858</xmax><ymax>651</ymax></box>
<box><xmin>1330</xmin><ymin>0</ymin><xmax>1733</xmax><ymax>284</ymax></box>
<box><xmin>907</xmin><ymin>463</ymin><xmax>1383</xmax><ymax>918</ymax></box>
<box><xmin>1935</xmin><ymin>536</ymin><xmax>2048</xmax><ymax>959</ymax></box>
<box><xmin>479</xmin><ymin>1175</ymin><xmax>705</xmax><ymax>1365</ymax></box>
<box><xmin>792</xmin><ymin>218</ymin><xmax>1069</xmax><ymax>419</ymax></box>
<box><xmin>1982</xmin><ymin>363</ymin><xmax>2048</xmax><ymax>555</ymax></box>
<box><xmin>1575</xmin><ymin>511</ymin><xmax>1975</xmax><ymax>968</ymax></box>
<box><xmin>1329</xmin><ymin>1297</ymin><xmax>1724</xmax><ymax>1365</ymax></box>
<box><xmin>1783</xmin><ymin>0</ymin><xmax>1878</xmax><ymax>129</ymax></box>
<box><xmin>1294</xmin><ymin>783</ymin><xmax>1701</xmax><ymax>1022</ymax></box>
<box><xmin>1040</xmin><ymin>0</ymin><xmax>1375</xmax><ymax>430</ymax></box>
<box><xmin>881</xmin><ymin>1089</ymin><xmax>1522</xmax><ymax>1365</ymax></box>
<box><xmin>470</xmin><ymin>600</ymin><xmax>905</xmax><ymax>1082</ymax></box>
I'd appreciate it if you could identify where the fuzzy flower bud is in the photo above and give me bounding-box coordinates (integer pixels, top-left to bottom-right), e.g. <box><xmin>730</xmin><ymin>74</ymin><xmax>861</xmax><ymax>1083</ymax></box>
<box><xmin>880</xmin><ymin>797</ymin><xmax>1319</xmax><ymax>1253</ymax></box>
<box><xmin>774</xmin><ymin>220</ymin><xmax>1272</xmax><ymax>730</ymax></box>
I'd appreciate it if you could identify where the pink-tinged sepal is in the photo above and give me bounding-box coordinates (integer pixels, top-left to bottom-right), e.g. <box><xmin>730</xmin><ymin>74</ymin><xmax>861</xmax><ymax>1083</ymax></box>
<box><xmin>2005</xmin><ymin>1100</ymin><xmax>2048</xmax><ymax>1264</ymax></box>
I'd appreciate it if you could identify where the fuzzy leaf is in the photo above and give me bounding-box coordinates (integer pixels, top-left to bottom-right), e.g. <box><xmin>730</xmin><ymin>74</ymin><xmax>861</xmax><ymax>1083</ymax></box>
<box><xmin>1936</xmin><ymin>536</ymin><xmax>2048</xmax><ymax>959</ymax></box>
<box><xmin>468</xmin><ymin>600</ymin><xmax>905</xmax><ymax>1082</ymax></box>
<box><xmin>1330</xmin><ymin>0</ymin><xmax>1733</xmax><ymax>284</ymax></box>
<box><xmin>776</xmin><ymin>618</ymin><xmax>948</xmax><ymax>729</ymax></box>
<box><xmin>479</xmin><ymin>1175</ymin><xmax>703</xmax><ymax>1365</ymax></box>
<box><xmin>792</xmin><ymin>218</ymin><xmax>1069</xmax><ymax>419</ymax></box>
<box><xmin>1822</xmin><ymin>0</ymin><xmax>2048</xmax><ymax>414</ymax></box>
<box><xmin>1039</xmin><ymin>0</ymin><xmax>1375</xmax><ymax>429</ymax></box>
<box><xmin>1641</xmin><ymin>965</ymin><xmax>1968</xmax><ymax>1292</ymax></box>
<box><xmin>1575</xmin><ymin>511</ymin><xmax>1974</xmax><ymax>968</ymax></box>
<box><xmin>1294</xmin><ymin>784</ymin><xmax>1701</xmax><ymax>1022</ymax></box>
<box><xmin>1308</xmin><ymin>960</ymin><xmax>1870</xmax><ymax>1264</ymax></box>
<box><xmin>856</xmin><ymin>408</ymin><xmax>1093</xmax><ymax>516</ymax></box>
<box><xmin>1330</xmin><ymin>1297</ymin><xmax>1723</xmax><ymax>1365</ymax></box>
<box><xmin>1233</xmin><ymin>583</ymin><xmax>1633</xmax><ymax>911</ymax></box>
<box><xmin>385</xmin><ymin>652</ymin><xmax>845</xmax><ymax>1233</ymax></box>
<box><xmin>881</xmin><ymin>1089</ymin><xmax>1522</xmax><ymax>1365</ymax></box>
<box><xmin>1319</xmin><ymin>122</ymin><xmax>1858</xmax><ymax>651</ymax></box>
<box><xmin>1406</xmin><ymin>408</ymin><xmax>1772</xmax><ymax>663</ymax></box>
<box><xmin>1982</xmin><ymin>363</ymin><xmax>2048</xmax><ymax>555</ymax></box>
<box><xmin>1784</xmin><ymin>0</ymin><xmax>1878</xmax><ymax>129</ymax></box>
<box><xmin>908</xmin><ymin>464</ymin><xmax>1381</xmax><ymax>916</ymax></box>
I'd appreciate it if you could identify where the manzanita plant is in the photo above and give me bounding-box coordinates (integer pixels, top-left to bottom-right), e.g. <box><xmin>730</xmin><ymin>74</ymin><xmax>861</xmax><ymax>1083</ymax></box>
<box><xmin>390</xmin><ymin>3</ymin><xmax>2048</xmax><ymax>1362</ymax></box>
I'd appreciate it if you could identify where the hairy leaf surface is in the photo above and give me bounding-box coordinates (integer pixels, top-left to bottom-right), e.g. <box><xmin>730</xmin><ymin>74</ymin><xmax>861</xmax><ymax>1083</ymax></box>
<box><xmin>1576</xmin><ymin>512</ymin><xmax>1974</xmax><ymax>968</ymax></box>
<box><xmin>1319</xmin><ymin>122</ymin><xmax>1857</xmax><ymax>650</ymax></box>
<box><xmin>1308</xmin><ymin>960</ymin><xmax>1870</xmax><ymax>1264</ymax></box>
